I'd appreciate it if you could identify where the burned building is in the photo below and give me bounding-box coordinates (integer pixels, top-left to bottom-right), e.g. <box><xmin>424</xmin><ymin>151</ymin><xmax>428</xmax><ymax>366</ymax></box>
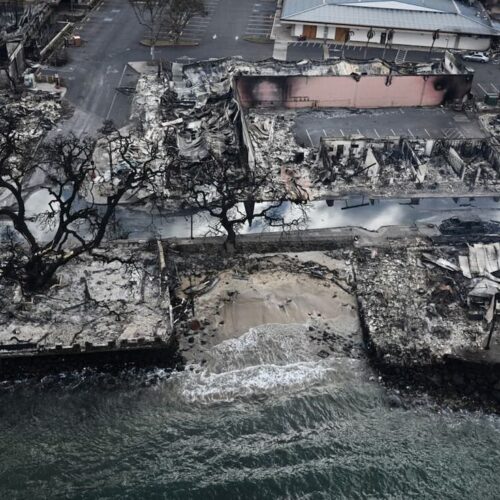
<box><xmin>355</xmin><ymin>241</ymin><xmax>500</xmax><ymax>367</ymax></box>
<box><xmin>0</xmin><ymin>0</ymin><xmax>62</xmax><ymax>84</ymax></box>
<box><xmin>234</xmin><ymin>52</ymin><xmax>473</xmax><ymax>109</ymax></box>
<box><xmin>316</xmin><ymin>136</ymin><xmax>500</xmax><ymax>198</ymax></box>
<box><xmin>107</xmin><ymin>56</ymin><xmax>498</xmax><ymax>206</ymax></box>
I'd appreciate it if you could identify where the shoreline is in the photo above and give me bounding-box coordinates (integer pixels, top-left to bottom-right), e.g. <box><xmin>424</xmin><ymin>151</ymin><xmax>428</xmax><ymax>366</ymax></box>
<box><xmin>1</xmin><ymin>225</ymin><xmax>499</xmax><ymax>413</ymax></box>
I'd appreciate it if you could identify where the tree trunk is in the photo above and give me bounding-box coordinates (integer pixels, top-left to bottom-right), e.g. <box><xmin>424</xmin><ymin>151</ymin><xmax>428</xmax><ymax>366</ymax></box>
<box><xmin>22</xmin><ymin>255</ymin><xmax>56</xmax><ymax>292</ymax></box>
<box><xmin>222</xmin><ymin>218</ymin><xmax>236</xmax><ymax>253</ymax></box>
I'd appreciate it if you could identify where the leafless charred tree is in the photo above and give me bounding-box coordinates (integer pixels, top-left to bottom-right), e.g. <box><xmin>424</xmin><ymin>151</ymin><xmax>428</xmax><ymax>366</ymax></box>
<box><xmin>182</xmin><ymin>154</ymin><xmax>308</xmax><ymax>251</ymax></box>
<box><xmin>129</xmin><ymin>0</ymin><xmax>206</xmax><ymax>52</ymax></box>
<box><xmin>0</xmin><ymin>115</ymin><xmax>162</xmax><ymax>293</ymax></box>
<box><xmin>164</xmin><ymin>0</ymin><xmax>206</xmax><ymax>44</ymax></box>
<box><xmin>129</xmin><ymin>0</ymin><xmax>171</xmax><ymax>60</ymax></box>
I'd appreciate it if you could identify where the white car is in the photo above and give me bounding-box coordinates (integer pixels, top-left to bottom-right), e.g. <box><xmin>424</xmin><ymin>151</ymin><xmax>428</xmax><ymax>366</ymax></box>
<box><xmin>462</xmin><ymin>52</ymin><xmax>490</xmax><ymax>63</ymax></box>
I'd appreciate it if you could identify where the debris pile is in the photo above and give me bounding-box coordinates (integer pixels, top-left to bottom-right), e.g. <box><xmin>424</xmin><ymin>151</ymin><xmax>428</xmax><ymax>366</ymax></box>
<box><xmin>422</xmin><ymin>242</ymin><xmax>500</xmax><ymax>321</ymax></box>
<box><xmin>480</xmin><ymin>113</ymin><xmax>500</xmax><ymax>139</ymax></box>
<box><xmin>0</xmin><ymin>90</ymin><xmax>63</xmax><ymax>145</ymax></box>
<box><xmin>316</xmin><ymin>137</ymin><xmax>500</xmax><ymax>197</ymax></box>
<box><xmin>355</xmin><ymin>244</ymin><xmax>496</xmax><ymax>365</ymax></box>
<box><xmin>0</xmin><ymin>243</ymin><xmax>172</xmax><ymax>352</ymax></box>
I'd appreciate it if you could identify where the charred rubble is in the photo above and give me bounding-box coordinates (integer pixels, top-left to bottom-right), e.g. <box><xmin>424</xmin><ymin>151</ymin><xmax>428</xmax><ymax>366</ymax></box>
<box><xmin>1</xmin><ymin>0</ymin><xmax>64</xmax><ymax>85</ymax></box>
<box><xmin>118</xmin><ymin>55</ymin><xmax>494</xmax><ymax>207</ymax></box>
<box><xmin>0</xmin><ymin>241</ymin><xmax>177</xmax><ymax>377</ymax></box>
<box><xmin>0</xmin><ymin>89</ymin><xmax>63</xmax><ymax>142</ymax></box>
<box><xmin>355</xmin><ymin>240</ymin><xmax>500</xmax><ymax>408</ymax></box>
<box><xmin>316</xmin><ymin>136</ymin><xmax>500</xmax><ymax>197</ymax></box>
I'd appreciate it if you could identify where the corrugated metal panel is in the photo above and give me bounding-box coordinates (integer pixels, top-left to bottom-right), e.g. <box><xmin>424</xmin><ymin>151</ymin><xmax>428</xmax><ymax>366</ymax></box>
<box><xmin>281</xmin><ymin>1</ymin><xmax>498</xmax><ymax>35</ymax></box>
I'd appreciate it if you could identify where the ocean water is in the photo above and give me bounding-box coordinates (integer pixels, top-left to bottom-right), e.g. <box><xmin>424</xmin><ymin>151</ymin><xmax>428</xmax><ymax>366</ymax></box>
<box><xmin>0</xmin><ymin>324</ymin><xmax>499</xmax><ymax>499</ymax></box>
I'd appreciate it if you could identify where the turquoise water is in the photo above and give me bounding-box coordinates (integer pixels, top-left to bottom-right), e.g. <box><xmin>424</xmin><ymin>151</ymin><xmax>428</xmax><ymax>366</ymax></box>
<box><xmin>0</xmin><ymin>325</ymin><xmax>499</xmax><ymax>499</ymax></box>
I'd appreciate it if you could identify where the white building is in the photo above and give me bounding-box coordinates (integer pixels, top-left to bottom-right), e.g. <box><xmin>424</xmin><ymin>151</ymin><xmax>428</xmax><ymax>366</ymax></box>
<box><xmin>280</xmin><ymin>0</ymin><xmax>500</xmax><ymax>51</ymax></box>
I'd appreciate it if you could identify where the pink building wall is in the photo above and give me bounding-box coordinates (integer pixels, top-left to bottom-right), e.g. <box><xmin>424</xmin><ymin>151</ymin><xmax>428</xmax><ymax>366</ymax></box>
<box><xmin>235</xmin><ymin>74</ymin><xmax>472</xmax><ymax>109</ymax></box>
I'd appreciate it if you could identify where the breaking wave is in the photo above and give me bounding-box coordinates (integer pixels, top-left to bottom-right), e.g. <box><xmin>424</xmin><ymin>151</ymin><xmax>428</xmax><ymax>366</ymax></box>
<box><xmin>172</xmin><ymin>324</ymin><xmax>362</xmax><ymax>404</ymax></box>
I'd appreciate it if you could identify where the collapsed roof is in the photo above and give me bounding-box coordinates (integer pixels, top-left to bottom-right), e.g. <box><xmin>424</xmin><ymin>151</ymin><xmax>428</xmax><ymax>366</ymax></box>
<box><xmin>422</xmin><ymin>242</ymin><xmax>500</xmax><ymax>322</ymax></box>
<box><xmin>316</xmin><ymin>136</ymin><xmax>500</xmax><ymax>197</ymax></box>
<box><xmin>0</xmin><ymin>0</ymin><xmax>58</xmax><ymax>41</ymax></box>
<box><xmin>97</xmin><ymin>57</ymin><xmax>496</xmax><ymax>204</ymax></box>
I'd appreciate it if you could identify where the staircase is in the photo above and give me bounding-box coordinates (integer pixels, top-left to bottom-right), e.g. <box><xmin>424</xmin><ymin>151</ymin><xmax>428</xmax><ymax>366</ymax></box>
<box><xmin>395</xmin><ymin>49</ymin><xmax>408</xmax><ymax>64</ymax></box>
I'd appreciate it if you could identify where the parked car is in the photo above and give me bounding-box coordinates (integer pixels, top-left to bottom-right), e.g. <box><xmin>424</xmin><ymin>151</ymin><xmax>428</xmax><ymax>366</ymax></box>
<box><xmin>462</xmin><ymin>52</ymin><xmax>490</xmax><ymax>63</ymax></box>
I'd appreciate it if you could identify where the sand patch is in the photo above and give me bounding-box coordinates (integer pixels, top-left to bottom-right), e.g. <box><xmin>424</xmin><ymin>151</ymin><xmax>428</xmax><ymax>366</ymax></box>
<box><xmin>200</xmin><ymin>270</ymin><xmax>355</xmax><ymax>339</ymax></box>
<box><xmin>175</xmin><ymin>252</ymin><xmax>359</xmax><ymax>362</ymax></box>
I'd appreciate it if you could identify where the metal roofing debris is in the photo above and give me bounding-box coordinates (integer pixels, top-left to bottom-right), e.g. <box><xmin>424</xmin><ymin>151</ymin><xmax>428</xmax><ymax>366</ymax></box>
<box><xmin>421</xmin><ymin>253</ymin><xmax>461</xmax><ymax>272</ymax></box>
<box><xmin>423</xmin><ymin>243</ymin><xmax>500</xmax><ymax>321</ymax></box>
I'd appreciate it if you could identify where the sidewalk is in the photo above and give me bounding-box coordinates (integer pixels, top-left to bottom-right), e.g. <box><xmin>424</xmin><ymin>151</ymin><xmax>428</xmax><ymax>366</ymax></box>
<box><xmin>270</xmin><ymin>0</ymin><xmax>291</xmax><ymax>60</ymax></box>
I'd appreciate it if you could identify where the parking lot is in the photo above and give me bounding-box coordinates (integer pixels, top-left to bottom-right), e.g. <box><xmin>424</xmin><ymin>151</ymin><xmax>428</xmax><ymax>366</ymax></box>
<box><xmin>245</xmin><ymin>0</ymin><xmax>276</xmax><ymax>38</ymax></box>
<box><xmin>468</xmin><ymin>59</ymin><xmax>500</xmax><ymax>99</ymax></box>
<box><xmin>287</xmin><ymin>41</ymin><xmax>442</xmax><ymax>63</ymax></box>
<box><xmin>292</xmin><ymin>107</ymin><xmax>486</xmax><ymax>147</ymax></box>
<box><xmin>157</xmin><ymin>0</ymin><xmax>220</xmax><ymax>43</ymax></box>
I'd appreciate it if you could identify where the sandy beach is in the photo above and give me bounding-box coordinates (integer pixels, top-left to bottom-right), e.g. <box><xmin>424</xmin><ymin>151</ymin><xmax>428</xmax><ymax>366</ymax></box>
<box><xmin>175</xmin><ymin>251</ymin><xmax>360</xmax><ymax>363</ymax></box>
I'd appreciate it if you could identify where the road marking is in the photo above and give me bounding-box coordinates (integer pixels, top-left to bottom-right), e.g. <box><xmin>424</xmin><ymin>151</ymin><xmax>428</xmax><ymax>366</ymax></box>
<box><xmin>357</xmin><ymin>128</ymin><xmax>361</xmax><ymax>135</ymax></box>
<box><xmin>306</xmin><ymin>129</ymin><xmax>314</xmax><ymax>147</ymax></box>
<box><xmin>477</xmin><ymin>83</ymin><xmax>489</xmax><ymax>95</ymax></box>
<box><xmin>400</xmin><ymin>109</ymin><xmax>404</xmax><ymax>114</ymax></box>
<box><xmin>424</xmin><ymin>128</ymin><xmax>431</xmax><ymax>137</ymax></box>
<box><xmin>390</xmin><ymin>128</ymin><xmax>396</xmax><ymax>135</ymax></box>
<box><xmin>374</xmin><ymin>128</ymin><xmax>380</xmax><ymax>138</ymax></box>
<box><xmin>408</xmin><ymin>128</ymin><xmax>415</xmax><ymax>138</ymax></box>
<box><xmin>322</xmin><ymin>129</ymin><xmax>327</xmax><ymax>136</ymax></box>
<box><xmin>106</xmin><ymin>64</ymin><xmax>127</xmax><ymax>120</ymax></box>
<box><xmin>492</xmin><ymin>83</ymin><xmax>500</xmax><ymax>93</ymax></box>
<box><xmin>340</xmin><ymin>129</ymin><xmax>345</xmax><ymax>136</ymax></box>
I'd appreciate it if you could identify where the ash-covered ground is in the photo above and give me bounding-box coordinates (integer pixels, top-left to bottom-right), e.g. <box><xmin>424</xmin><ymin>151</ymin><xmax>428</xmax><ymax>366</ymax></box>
<box><xmin>0</xmin><ymin>243</ymin><xmax>171</xmax><ymax>350</ymax></box>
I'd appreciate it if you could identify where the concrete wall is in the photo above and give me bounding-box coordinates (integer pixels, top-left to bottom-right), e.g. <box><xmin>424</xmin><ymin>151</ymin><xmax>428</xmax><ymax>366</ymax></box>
<box><xmin>235</xmin><ymin>73</ymin><xmax>473</xmax><ymax>109</ymax></box>
<box><xmin>292</xmin><ymin>24</ymin><xmax>303</xmax><ymax>37</ymax></box>
<box><xmin>292</xmin><ymin>22</ymin><xmax>491</xmax><ymax>50</ymax></box>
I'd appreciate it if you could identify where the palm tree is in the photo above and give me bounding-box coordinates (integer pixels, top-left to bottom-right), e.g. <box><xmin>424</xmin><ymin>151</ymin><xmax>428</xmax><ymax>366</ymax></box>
<box><xmin>364</xmin><ymin>28</ymin><xmax>375</xmax><ymax>58</ymax></box>
<box><xmin>429</xmin><ymin>29</ymin><xmax>440</xmax><ymax>59</ymax></box>
<box><xmin>382</xmin><ymin>29</ymin><xmax>394</xmax><ymax>59</ymax></box>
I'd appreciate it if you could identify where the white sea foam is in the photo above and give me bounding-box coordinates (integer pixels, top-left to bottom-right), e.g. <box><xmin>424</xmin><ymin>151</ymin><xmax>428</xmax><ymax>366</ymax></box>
<box><xmin>173</xmin><ymin>323</ymin><xmax>356</xmax><ymax>404</ymax></box>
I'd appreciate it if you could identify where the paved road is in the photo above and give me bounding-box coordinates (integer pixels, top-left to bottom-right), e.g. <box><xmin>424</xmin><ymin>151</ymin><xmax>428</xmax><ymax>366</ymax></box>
<box><xmin>49</xmin><ymin>0</ymin><xmax>145</xmax><ymax>134</ymax></box>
